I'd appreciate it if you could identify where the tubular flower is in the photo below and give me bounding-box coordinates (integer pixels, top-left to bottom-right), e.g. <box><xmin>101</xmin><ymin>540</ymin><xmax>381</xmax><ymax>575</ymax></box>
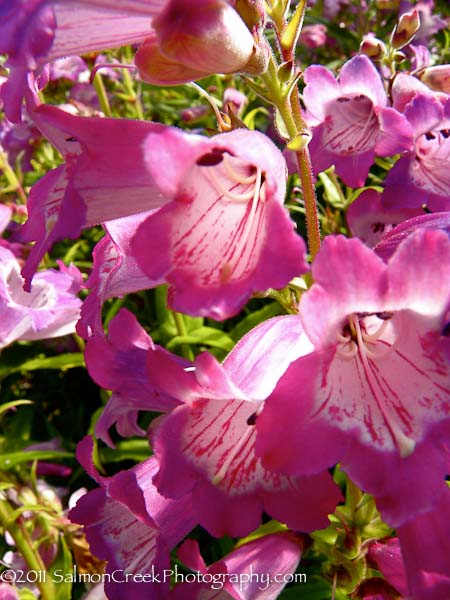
<box><xmin>303</xmin><ymin>55</ymin><xmax>413</xmax><ymax>187</ymax></box>
<box><xmin>131</xmin><ymin>127</ymin><xmax>307</xmax><ymax>319</ymax></box>
<box><xmin>0</xmin><ymin>245</ymin><xmax>81</xmax><ymax>350</ymax></box>
<box><xmin>382</xmin><ymin>94</ymin><xmax>450</xmax><ymax>212</ymax></box>
<box><xmin>148</xmin><ymin>316</ymin><xmax>342</xmax><ymax>537</ymax></box>
<box><xmin>15</xmin><ymin>105</ymin><xmax>170</xmax><ymax>289</ymax></box>
<box><xmin>256</xmin><ymin>230</ymin><xmax>450</xmax><ymax>526</ymax></box>
<box><xmin>135</xmin><ymin>0</ymin><xmax>268</xmax><ymax>86</ymax></box>
<box><xmin>172</xmin><ymin>533</ymin><xmax>304</xmax><ymax>600</ymax></box>
<box><xmin>84</xmin><ymin>309</ymin><xmax>182</xmax><ymax>447</ymax></box>
<box><xmin>18</xmin><ymin>106</ymin><xmax>305</xmax><ymax>319</ymax></box>
<box><xmin>70</xmin><ymin>437</ymin><xmax>197</xmax><ymax>600</ymax></box>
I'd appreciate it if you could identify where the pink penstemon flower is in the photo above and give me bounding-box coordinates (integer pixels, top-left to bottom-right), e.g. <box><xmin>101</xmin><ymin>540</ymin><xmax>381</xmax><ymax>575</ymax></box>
<box><xmin>256</xmin><ymin>229</ymin><xmax>450</xmax><ymax>526</ymax></box>
<box><xmin>302</xmin><ymin>54</ymin><xmax>413</xmax><ymax>187</ymax></box>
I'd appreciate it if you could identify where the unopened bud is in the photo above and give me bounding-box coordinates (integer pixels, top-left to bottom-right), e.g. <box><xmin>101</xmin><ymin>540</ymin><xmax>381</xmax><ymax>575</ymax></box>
<box><xmin>360</xmin><ymin>36</ymin><xmax>387</xmax><ymax>61</ymax></box>
<box><xmin>391</xmin><ymin>10</ymin><xmax>420</xmax><ymax>50</ymax></box>
<box><xmin>235</xmin><ymin>0</ymin><xmax>265</xmax><ymax>30</ymax></box>
<box><xmin>278</xmin><ymin>60</ymin><xmax>294</xmax><ymax>84</ymax></box>
<box><xmin>417</xmin><ymin>65</ymin><xmax>450</xmax><ymax>94</ymax></box>
<box><xmin>393</xmin><ymin>50</ymin><xmax>407</xmax><ymax>64</ymax></box>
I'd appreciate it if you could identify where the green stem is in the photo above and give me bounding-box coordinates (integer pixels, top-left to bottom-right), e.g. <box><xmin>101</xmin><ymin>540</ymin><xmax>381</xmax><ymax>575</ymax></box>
<box><xmin>93</xmin><ymin>73</ymin><xmax>112</xmax><ymax>117</ymax></box>
<box><xmin>0</xmin><ymin>150</ymin><xmax>27</xmax><ymax>204</ymax></box>
<box><xmin>172</xmin><ymin>312</ymin><xmax>195</xmax><ymax>361</ymax></box>
<box><xmin>260</xmin><ymin>59</ymin><xmax>321</xmax><ymax>260</ymax></box>
<box><xmin>0</xmin><ymin>499</ymin><xmax>55</xmax><ymax>600</ymax></box>
<box><xmin>122</xmin><ymin>67</ymin><xmax>145</xmax><ymax>120</ymax></box>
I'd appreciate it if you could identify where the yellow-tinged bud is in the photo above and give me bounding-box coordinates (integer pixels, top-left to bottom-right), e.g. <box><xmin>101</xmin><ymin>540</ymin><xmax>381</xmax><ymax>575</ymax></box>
<box><xmin>359</xmin><ymin>36</ymin><xmax>387</xmax><ymax>61</ymax></box>
<box><xmin>391</xmin><ymin>9</ymin><xmax>421</xmax><ymax>50</ymax></box>
<box><xmin>417</xmin><ymin>65</ymin><xmax>450</xmax><ymax>94</ymax></box>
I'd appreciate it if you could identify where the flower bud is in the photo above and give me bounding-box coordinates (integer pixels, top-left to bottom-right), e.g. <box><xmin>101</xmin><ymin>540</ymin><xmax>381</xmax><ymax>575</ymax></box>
<box><xmin>235</xmin><ymin>0</ymin><xmax>265</xmax><ymax>30</ymax></box>
<box><xmin>360</xmin><ymin>36</ymin><xmax>387</xmax><ymax>61</ymax></box>
<box><xmin>137</xmin><ymin>0</ymin><xmax>257</xmax><ymax>85</ymax></box>
<box><xmin>391</xmin><ymin>9</ymin><xmax>421</xmax><ymax>50</ymax></box>
<box><xmin>417</xmin><ymin>65</ymin><xmax>450</xmax><ymax>94</ymax></box>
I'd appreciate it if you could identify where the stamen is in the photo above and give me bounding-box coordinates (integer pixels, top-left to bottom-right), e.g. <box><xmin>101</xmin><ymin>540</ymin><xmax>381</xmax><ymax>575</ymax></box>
<box><xmin>336</xmin><ymin>340</ymin><xmax>358</xmax><ymax>360</ymax></box>
<box><xmin>204</xmin><ymin>166</ymin><xmax>256</xmax><ymax>203</ymax></box>
<box><xmin>361</xmin><ymin>318</ymin><xmax>390</xmax><ymax>343</ymax></box>
<box><xmin>240</xmin><ymin>167</ymin><xmax>263</xmax><ymax>244</ymax></box>
<box><xmin>222</xmin><ymin>154</ymin><xmax>258</xmax><ymax>185</ymax></box>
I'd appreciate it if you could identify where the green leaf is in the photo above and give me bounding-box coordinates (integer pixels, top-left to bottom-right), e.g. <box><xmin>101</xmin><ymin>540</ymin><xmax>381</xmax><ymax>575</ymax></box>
<box><xmin>100</xmin><ymin>439</ymin><xmax>152</xmax><ymax>464</ymax></box>
<box><xmin>0</xmin><ymin>353</ymin><xmax>85</xmax><ymax>380</ymax></box>
<box><xmin>229</xmin><ymin>303</ymin><xmax>282</xmax><ymax>341</ymax></box>
<box><xmin>318</xmin><ymin>172</ymin><xmax>345</xmax><ymax>208</ymax></box>
<box><xmin>49</xmin><ymin>536</ymin><xmax>73</xmax><ymax>600</ymax></box>
<box><xmin>0</xmin><ymin>450</ymin><xmax>73</xmax><ymax>470</ymax></box>
<box><xmin>0</xmin><ymin>400</ymin><xmax>33</xmax><ymax>419</ymax></box>
<box><xmin>166</xmin><ymin>327</ymin><xmax>234</xmax><ymax>352</ymax></box>
<box><xmin>18</xmin><ymin>589</ymin><xmax>38</xmax><ymax>600</ymax></box>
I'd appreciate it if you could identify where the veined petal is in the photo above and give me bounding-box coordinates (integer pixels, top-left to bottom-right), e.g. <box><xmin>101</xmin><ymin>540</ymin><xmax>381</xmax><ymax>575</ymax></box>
<box><xmin>339</xmin><ymin>55</ymin><xmax>386</xmax><ymax>107</ymax></box>
<box><xmin>301</xmin><ymin>235</ymin><xmax>387</xmax><ymax>346</ymax></box>
<box><xmin>77</xmin><ymin>212</ymin><xmax>161</xmax><ymax>338</ymax></box>
<box><xmin>133</xmin><ymin>129</ymin><xmax>306</xmax><ymax>319</ymax></box>
<box><xmin>374</xmin><ymin>212</ymin><xmax>450</xmax><ymax>261</ymax></box>
<box><xmin>70</xmin><ymin>439</ymin><xmax>197</xmax><ymax>600</ymax></box>
<box><xmin>84</xmin><ymin>308</ymin><xmax>180</xmax><ymax>446</ymax></box>
<box><xmin>152</xmin><ymin>398</ymin><xmax>340</xmax><ymax>537</ymax></box>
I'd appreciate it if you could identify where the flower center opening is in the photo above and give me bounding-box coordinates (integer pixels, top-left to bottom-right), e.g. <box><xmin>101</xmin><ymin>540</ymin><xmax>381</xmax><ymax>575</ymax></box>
<box><xmin>336</xmin><ymin>312</ymin><xmax>398</xmax><ymax>361</ymax></box>
<box><xmin>336</xmin><ymin>311</ymin><xmax>417</xmax><ymax>458</ymax></box>
<box><xmin>412</xmin><ymin>128</ymin><xmax>450</xmax><ymax>196</ymax></box>
<box><xmin>324</xmin><ymin>94</ymin><xmax>378</xmax><ymax>155</ymax></box>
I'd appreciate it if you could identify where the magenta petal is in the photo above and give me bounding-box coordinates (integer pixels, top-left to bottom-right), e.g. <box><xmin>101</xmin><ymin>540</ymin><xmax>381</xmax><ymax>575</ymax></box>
<box><xmin>332</xmin><ymin>150</ymin><xmax>375</xmax><ymax>187</ymax></box>
<box><xmin>221</xmin><ymin>315</ymin><xmax>309</xmax><ymax>399</ymax></box>
<box><xmin>381</xmin><ymin>157</ymin><xmax>430</xmax><ymax>210</ymax></box>
<box><xmin>301</xmin><ymin>235</ymin><xmax>387</xmax><ymax>346</ymax></box>
<box><xmin>339</xmin><ymin>55</ymin><xmax>386</xmax><ymax>107</ymax></box>
<box><xmin>17</xmin><ymin>164</ymin><xmax>86</xmax><ymax>289</ymax></box>
<box><xmin>302</xmin><ymin>65</ymin><xmax>340</xmax><ymax>122</ymax></box>
<box><xmin>77</xmin><ymin>212</ymin><xmax>161</xmax><ymax>338</ymax></box>
<box><xmin>374</xmin><ymin>212</ymin><xmax>450</xmax><ymax>261</ymax></box>
<box><xmin>70</xmin><ymin>489</ymin><xmax>170</xmax><ymax>600</ymax></box>
<box><xmin>263</xmin><ymin>471</ymin><xmax>343</xmax><ymax>532</ymax></box>
<box><xmin>342</xmin><ymin>433</ymin><xmax>450</xmax><ymax>526</ymax></box>
<box><xmin>387</xmin><ymin>229</ymin><xmax>450</xmax><ymax>317</ymax></box>
<box><xmin>256</xmin><ymin>350</ymin><xmax>350</xmax><ymax>476</ymax></box>
<box><xmin>375</xmin><ymin>107</ymin><xmax>413</xmax><ymax>156</ymax></box>
<box><xmin>346</xmin><ymin>189</ymin><xmax>421</xmax><ymax>248</ymax></box>
<box><xmin>133</xmin><ymin>129</ymin><xmax>306</xmax><ymax>319</ymax></box>
<box><xmin>192</xmin><ymin>480</ymin><xmax>263</xmax><ymax>538</ymax></box>
<box><xmin>176</xmin><ymin>539</ymin><xmax>207</xmax><ymax>574</ymax></box>
<box><xmin>404</xmin><ymin>93</ymin><xmax>443</xmax><ymax>136</ymax></box>
<box><xmin>368</xmin><ymin>538</ymin><xmax>408</xmax><ymax>597</ymax></box>
<box><xmin>84</xmin><ymin>309</ymin><xmax>181</xmax><ymax>446</ymax></box>
<box><xmin>397</xmin><ymin>490</ymin><xmax>450</xmax><ymax>600</ymax></box>
<box><xmin>49</xmin><ymin>2</ymin><xmax>160</xmax><ymax>60</ymax></box>
<box><xmin>71</xmin><ymin>440</ymin><xmax>197</xmax><ymax>600</ymax></box>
